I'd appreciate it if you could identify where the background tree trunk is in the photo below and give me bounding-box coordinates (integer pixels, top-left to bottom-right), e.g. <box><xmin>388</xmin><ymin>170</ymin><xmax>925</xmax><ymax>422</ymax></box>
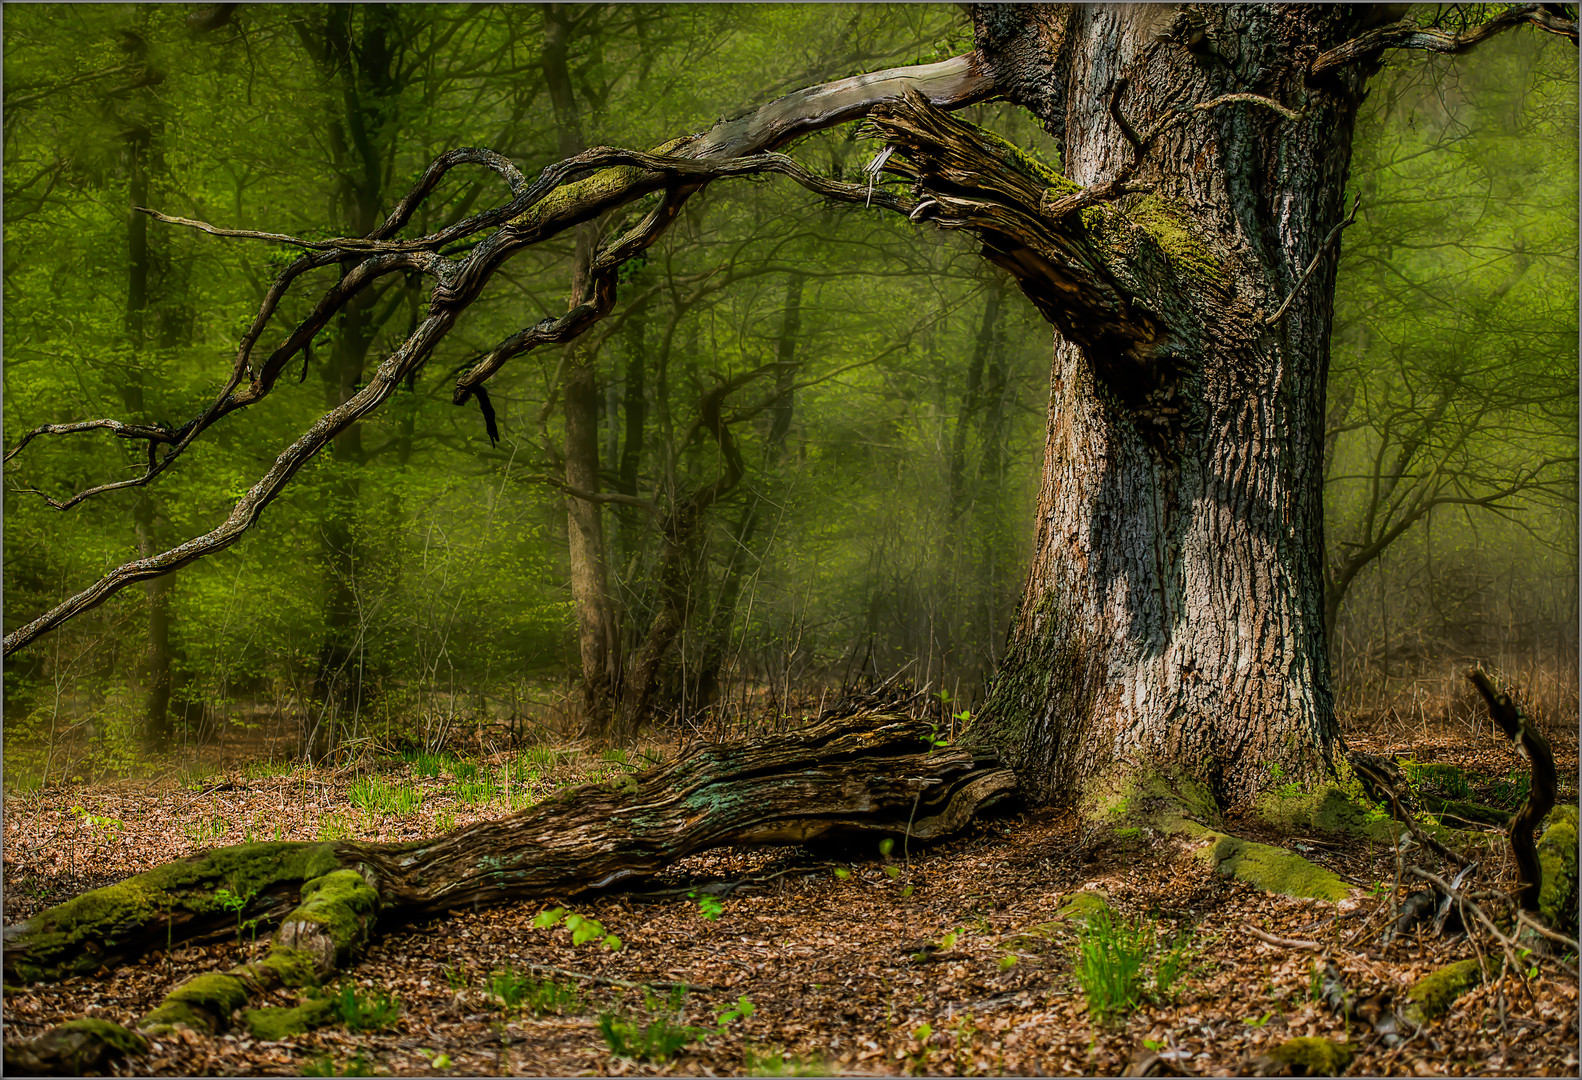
<box><xmin>543</xmin><ymin>4</ymin><xmax>624</xmax><ymax>738</ymax></box>
<box><xmin>963</xmin><ymin>5</ymin><xmax>1370</xmax><ymax>803</ymax></box>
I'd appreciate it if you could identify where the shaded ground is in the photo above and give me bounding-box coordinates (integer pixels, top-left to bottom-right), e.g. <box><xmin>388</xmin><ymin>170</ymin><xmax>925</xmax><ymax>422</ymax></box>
<box><xmin>3</xmin><ymin>719</ymin><xmax>1577</xmax><ymax>1077</ymax></box>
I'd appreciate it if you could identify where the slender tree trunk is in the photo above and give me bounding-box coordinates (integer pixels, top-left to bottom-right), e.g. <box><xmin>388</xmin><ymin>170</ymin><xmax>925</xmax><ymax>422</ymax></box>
<box><xmin>545</xmin><ymin>5</ymin><xmax>623</xmax><ymax>736</ymax></box>
<box><xmin>946</xmin><ymin>277</ymin><xmax>1003</xmax><ymax>521</ymax></box>
<box><xmin>301</xmin><ymin>4</ymin><xmax>407</xmax><ymax>759</ymax></box>
<box><xmin>961</xmin><ymin>5</ymin><xmax>1368</xmax><ymax>803</ymax></box>
<box><xmin>121</xmin><ymin>14</ymin><xmax>179</xmax><ymax>750</ymax></box>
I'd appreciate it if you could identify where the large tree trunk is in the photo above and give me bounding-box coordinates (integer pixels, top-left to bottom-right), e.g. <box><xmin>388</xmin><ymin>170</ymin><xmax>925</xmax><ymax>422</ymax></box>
<box><xmin>956</xmin><ymin>6</ymin><xmax>1371</xmax><ymax>803</ymax></box>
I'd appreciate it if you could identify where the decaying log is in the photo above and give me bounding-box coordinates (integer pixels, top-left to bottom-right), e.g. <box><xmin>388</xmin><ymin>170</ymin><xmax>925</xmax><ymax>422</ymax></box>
<box><xmin>5</xmin><ymin>712</ymin><xmax>1012</xmax><ymax>1073</ymax></box>
<box><xmin>4</xmin><ymin>711</ymin><xmax>1013</xmax><ymax>987</ymax></box>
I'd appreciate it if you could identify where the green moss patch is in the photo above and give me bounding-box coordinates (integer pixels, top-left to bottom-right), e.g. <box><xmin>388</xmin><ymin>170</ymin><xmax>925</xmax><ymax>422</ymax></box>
<box><xmin>276</xmin><ymin>869</ymin><xmax>381</xmax><ymax>975</ymax></box>
<box><xmin>1253</xmin><ymin>784</ymin><xmax>1387</xmax><ymax>838</ymax></box>
<box><xmin>1537</xmin><ymin>804</ymin><xmax>1579</xmax><ymax>933</ymax></box>
<box><xmin>1089</xmin><ymin>769</ymin><xmax>1221</xmax><ymax>833</ymax></box>
<box><xmin>1122</xmin><ymin>195</ymin><xmax>1227</xmax><ymax>286</ymax></box>
<box><xmin>1191</xmin><ymin>829</ymin><xmax>1351</xmax><ymax>902</ymax></box>
<box><xmin>5</xmin><ymin>1017</ymin><xmax>148</xmax><ymax>1076</ymax></box>
<box><xmin>139</xmin><ymin>971</ymin><xmax>250</xmax><ymax>1035</ymax></box>
<box><xmin>7</xmin><ymin>841</ymin><xmax>343</xmax><ymax>984</ymax></box>
<box><xmin>1255</xmin><ymin>1036</ymin><xmax>1354</xmax><ymax>1075</ymax></box>
<box><xmin>1403</xmin><ymin>958</ymin><xmax>1483</xmax><ymax>1027</ymax></box>
<box><xmin>243</xmin><ymin>996</ymin><xmax>336</xmax><ymax>1041</ymax></box>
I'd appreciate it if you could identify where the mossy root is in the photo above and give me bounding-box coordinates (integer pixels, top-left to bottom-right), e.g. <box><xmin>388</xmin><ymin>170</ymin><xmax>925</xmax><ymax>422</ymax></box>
<box><xmin>6</xmin><ymin>868</ymin><xmax>381</xmax><ymax>1073</ymax></box>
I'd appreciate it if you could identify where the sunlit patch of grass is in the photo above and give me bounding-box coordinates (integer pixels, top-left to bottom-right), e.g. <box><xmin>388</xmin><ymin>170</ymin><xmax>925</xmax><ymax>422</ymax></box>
<box><xmin>1072</xmin><ymin>911</ymin><xmax>1193</xmax><ymax>1022</ymax></box>
<box><xmin>349</xmin><ymin>775</ymin><xmax>423</xmax><ymax>816</ymax></box>
<box><xmin>402</xmin><ymin>750</ymin><xmax>451</xmax><ymax>778</ymax></box>
<box><xmin>522</xmin><ymin>744</ymin><xmax>574</xmax><ymax>769</ymax></box>
<box><xmin>452</xmin><ymin>776</ymin><xmax>497</xmax><ymax>807</ymax></box>
<box><xmin>319</xmin><ymin>813</ymin><xmax>352</xmax><ymax>841</ymax></box>
<box><xmin>178</xmin><ymin>762</ymin><xmax>219</xmax><ymax>790</ymax></box>
<box><xmin>484</xmin><ymin>967</ymin><xmax>583</xmax><ymax>1015</ymax></box>
<box><xmin>745</xmin><ymin>1047</ymin><xmax>830</xmax><ymax>1076</ymax></box>
<box><xmin>329</xmin><ymin>982</ymin><xmax>401</xmax><ymax>1032</ymax></box>
<box><xmin>244</xmin><ymin>758</ymin><xmax>298</xmax><ymax>780</ymax></box>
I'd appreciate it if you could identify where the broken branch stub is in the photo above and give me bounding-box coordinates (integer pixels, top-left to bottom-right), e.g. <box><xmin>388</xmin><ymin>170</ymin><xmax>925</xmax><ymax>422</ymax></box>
<box><xmin>1466</xmin><ymin>667</ymin><xmax>1558</xmax><ymax>914</ymax></box>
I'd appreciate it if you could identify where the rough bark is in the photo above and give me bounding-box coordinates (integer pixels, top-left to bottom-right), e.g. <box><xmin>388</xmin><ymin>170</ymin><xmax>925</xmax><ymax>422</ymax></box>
<box><xmin>946</xmin><ymin>5</ymin><xmax>1372</xmax><ymax>803</ymax></box>
<box><xmin>3</xmin><ymin>711</ymin><xmax>1013</xmax><ymax>986</ymax></box>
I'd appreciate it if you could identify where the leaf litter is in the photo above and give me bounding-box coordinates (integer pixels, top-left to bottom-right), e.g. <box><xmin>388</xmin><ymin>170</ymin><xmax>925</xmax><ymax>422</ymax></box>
<box><xmin>2</xmin><ymin>721</ymin><xmax>1577</xmax><ymax>1077</ymax></box>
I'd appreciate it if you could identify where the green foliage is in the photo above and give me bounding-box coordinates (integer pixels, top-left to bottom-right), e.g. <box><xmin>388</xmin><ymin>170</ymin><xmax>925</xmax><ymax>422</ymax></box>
<box><xmin>745</xmin><ymin>1047</ymin><xmax>830</xmax><ymax>1076</ymax></box>
<box><xmin>484</xmin><ymin>967</ymin><xmax>583</xmax><ymax>1015</ymax></box>
<box><xmin>318</xmin><ymin>815</ymin><xmax>352</xmax><ymax>842</ymax></box>
<box><xmin>531</xmin><ymin>907</ymin><xmax>622</xmax><ymax>951</ymax></box>
<box><xmin>1399</xmin><ymin>760</ymin><xmax>1476</xmax><ymax>802</ymax></box>
<box><xmin>690</xmin><ymin>892</ymin><xmax>726</xmax><ymax>921</ymax></box>
<box><xmin>598</xmin><ymin>1012</ymin><xmax>705</xmax><ymax>1063</ymax></box>
<box><xmin>451</xmin><ymin>777</ymin><xmax>497</xmax><ymax>807</ymax></box>
<box><xmin>402</xmin><ymin>751</ymin><xmax>451</xmax><ymax>779</ymax></box>
<box><xmin>71</xmin><ymin>806</ymin><xmax>125</xmax><ymax>839</ymax></box>
<box><xmin>329</xmin><ymin>983</ymin><xmax>401</xmax><ymax>1032</ymax></box>
<box><xmin>1072</xmin><ymin>911</ymin><xmax>1193</xmax><ymax>1022</ymax></box>
<box><xmin>185</xmin><ymin>816</ymin><xmax>227</xmax><ymax>844</ymax></box>
<box><xmin>1488</xmin><ymin>767</ymin><xmax>1532</xmax><ymax>810</ymax></box>
<box><xmin>245</xmin><ymin>759</ymin><xmax>298</xmax><ymax>780</ymax></box>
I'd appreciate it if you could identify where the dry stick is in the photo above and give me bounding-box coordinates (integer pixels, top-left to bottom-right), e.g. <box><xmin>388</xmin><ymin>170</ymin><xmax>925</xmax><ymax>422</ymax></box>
<box><xmin>1514</xmin><ymin>910</ymin><xmax>1582</xmax><ymax>955</ymax></box>
<box><xmin>1356</xmin><ymin>755</ymin><xmax>1472</xmax><ymax>869</ymax></box>
<box><xmin>1408</xmin><ymin>866</ymin><xmax>1545</xmax><ymax>1000</ymax></box>
<box><xmin>1241</xmin><ymin>923</ymin><xmax>1321</xmax><ymax>951</ymax></box>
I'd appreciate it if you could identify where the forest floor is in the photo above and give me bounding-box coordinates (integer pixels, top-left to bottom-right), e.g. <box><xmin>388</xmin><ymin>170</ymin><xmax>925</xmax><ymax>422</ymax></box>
<box><xmin>2</xmin><ymin>717</ymin><xmax>1578</xmax><ymax>1078</ymax></box>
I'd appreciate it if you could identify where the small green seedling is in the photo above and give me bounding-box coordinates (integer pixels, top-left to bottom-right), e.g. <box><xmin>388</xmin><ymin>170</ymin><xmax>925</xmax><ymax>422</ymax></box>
<box><xmin>534</xmin><ymin>906</ymin><xmax>622</xmax><ymax>950</ymax></box>
<box><xmin>690</xmin><ymin>892</ymin><xmax>725</xmax><ymax>921</ymax></box>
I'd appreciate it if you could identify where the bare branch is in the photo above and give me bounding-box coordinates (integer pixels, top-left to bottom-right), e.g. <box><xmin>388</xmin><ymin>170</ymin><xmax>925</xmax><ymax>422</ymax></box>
<box><xmin>3</xmin><ymin>54</ymin><xmax>996</xmax><ymax>658</ymax></box>
<box><xmin>1265</xmin><ymin>193</ymin><xmax>1362</xmax><ymax>325</ymax></box>
<box><xmin>1313</xmin><ymin>5</ymin><xmax>1578</xmax><ymax>76</ymax></box>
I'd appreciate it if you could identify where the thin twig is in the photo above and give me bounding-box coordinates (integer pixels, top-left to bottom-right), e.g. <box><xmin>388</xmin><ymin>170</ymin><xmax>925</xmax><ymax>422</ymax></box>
<box><xmin>1242</xmin><ymin>923</ymin><xmax>1322</xmax><ymax>951</ymax></box>
<box><xmin>1263</xmin><ymin>192</ymin><xmax>1361</xmax><ymax>325</ymax></box>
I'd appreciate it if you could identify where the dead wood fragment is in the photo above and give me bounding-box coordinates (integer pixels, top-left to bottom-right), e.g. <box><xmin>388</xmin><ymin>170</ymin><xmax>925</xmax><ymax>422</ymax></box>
<box><xmin>1467</xmin><ymin>667</ymin><xmax>1558</xmax><ymax>915</ymax></box>
<box><xmin>1122</xmin><ymin>1049</ymin><xmax>1194</xmax><ymax>1076</ymax></box>
<box><xmin>1241</xmin><ymin>923</ymin><xmax>1321</xmax><ymax>951</ymax></box>
<box><xmin>1346</xmin><ymin>750</ymin><xmax>1470</xmax><ymax>867</ymax></box>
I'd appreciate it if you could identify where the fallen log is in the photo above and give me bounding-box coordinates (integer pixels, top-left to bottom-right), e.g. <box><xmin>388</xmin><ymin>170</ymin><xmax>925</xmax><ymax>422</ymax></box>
<box><xmin>4</xmin><ymin>708</ymin><xmax>1012</xmax><ymax>983</ymax></box>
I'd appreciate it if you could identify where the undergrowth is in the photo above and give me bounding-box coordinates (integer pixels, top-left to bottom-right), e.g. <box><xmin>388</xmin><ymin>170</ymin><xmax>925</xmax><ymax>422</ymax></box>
<box><xmin>1073</xmin><ymin>911</ymin><xmax>1193</xmax><ymax>1022</ymax></box>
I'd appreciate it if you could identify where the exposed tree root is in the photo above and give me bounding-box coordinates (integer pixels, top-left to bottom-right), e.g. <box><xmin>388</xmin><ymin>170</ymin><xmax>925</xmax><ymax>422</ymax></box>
<box><xmin>3</xmin><ymin>712</ymin><xmax>1014</xmax><ymax>1074</ymax></box>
